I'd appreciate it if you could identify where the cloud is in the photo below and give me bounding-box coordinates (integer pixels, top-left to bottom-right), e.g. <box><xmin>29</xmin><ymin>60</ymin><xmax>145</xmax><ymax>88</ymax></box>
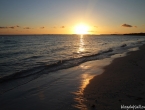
<box><xmin>40</xmin><ymin>27</ymin><xmax>45</xmax><ymax>29</ymax></box>
<box><xmin>121</xmin><ymin>24</ymin><xmax>133</xmax><ymax>27</ymax></box>
<box><xmin>134</xmin><ymin>26</ymin><xmax>137</xmax><ymax>28</ymax></box>
<box><xmin>52</xmin><ymin>26</ymin><xmax>65</xmax><ymax>28</ymax></box>
<box><xmin>16</xmin><ymin>25</ymin><xmax>20</xmax><ymax>28</ymax></box>
<box><xmin>9</xmin><ymin>26</ymin><xmax>15</xmax><ymax>29</ymax></box>
<box><xmin>94</xmin><ymin>26</ymin><xmax>98</xmax><ymax>28</ymax></box>
<box><xmin>61</xmin><ymin>26</ymin><xmax>65</xmax><ymax>28</ymax></box>
<box><xmin>0</xmin><ymin>25</ymin><xmax>20</xmax><ymax>29</ymax></box>
<box><xmin>0</xmin><ymin>26</ymin><xmax>7</xmax><ymax>29</ymax></box>
<box><xmin>23</xmin><ymin>27</ymin><xmax>31</xmax><ymax>29</ymax></box>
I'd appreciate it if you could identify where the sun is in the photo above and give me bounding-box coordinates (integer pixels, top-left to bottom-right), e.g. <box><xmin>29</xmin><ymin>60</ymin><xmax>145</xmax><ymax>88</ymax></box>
<box><xmin>74</xmin><ymin>24</ymin><xmax>89</xmax><ymax>35</ymax></box>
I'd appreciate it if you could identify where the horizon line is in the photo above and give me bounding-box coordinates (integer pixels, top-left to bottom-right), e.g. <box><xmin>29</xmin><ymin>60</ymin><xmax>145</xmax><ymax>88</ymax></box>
<box><xmin>0</xmin><ymin>32</ymin><xmax>145</xmax><ymax>36</ymax></box>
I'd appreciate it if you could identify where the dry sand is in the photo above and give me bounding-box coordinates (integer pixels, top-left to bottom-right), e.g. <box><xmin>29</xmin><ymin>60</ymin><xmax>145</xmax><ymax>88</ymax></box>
<box><xmin>84</xmin><ymin>44</ymin><xmax>145</xmax><ymax>110</ymax></box>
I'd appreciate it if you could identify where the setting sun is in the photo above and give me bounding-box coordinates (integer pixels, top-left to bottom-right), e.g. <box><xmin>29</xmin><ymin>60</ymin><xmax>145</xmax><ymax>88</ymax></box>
<box><xmin>74</xmin><ymin>24</ymin><xmax>89</xmax><ymax>35</ymax></box>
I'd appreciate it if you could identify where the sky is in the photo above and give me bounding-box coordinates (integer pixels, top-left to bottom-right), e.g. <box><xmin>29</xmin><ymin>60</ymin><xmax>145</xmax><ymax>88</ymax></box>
<box><xmin>0</xmin><ymin>0</ymin><xmax>145</xmax><ymax>35</ymax></box>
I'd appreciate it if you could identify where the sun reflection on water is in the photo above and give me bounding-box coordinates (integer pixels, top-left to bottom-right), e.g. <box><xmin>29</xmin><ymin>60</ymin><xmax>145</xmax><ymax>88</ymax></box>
<box><xmin>78</xmin><ymin>35</ymin><xmax>85</xmax><ymax>54</ymax></box>
<box><xmin>80</xmin><ymin>73</ymin><xmax>94</xmax><ymax>91</ymax></box>
<box><xmin>73</xmin><ymin>73</ymin><xmax>95</xmax><ymax>110</ymax></box>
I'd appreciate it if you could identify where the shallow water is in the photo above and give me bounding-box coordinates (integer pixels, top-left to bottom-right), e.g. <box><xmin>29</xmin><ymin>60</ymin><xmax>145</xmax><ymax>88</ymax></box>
<box><xmin>0</xmin><ymin>58</ymin><xmax>112</xmax><ymax>110</ymax></box>
<box><xmin>0</xmin><ymin>35</ymin><xmax>145</xmax><ymax>80</ymax></box>
<box><xmin>0</xmin><ymin>35</ymin><xmax>145</xmax><ymax>109</ymax></box>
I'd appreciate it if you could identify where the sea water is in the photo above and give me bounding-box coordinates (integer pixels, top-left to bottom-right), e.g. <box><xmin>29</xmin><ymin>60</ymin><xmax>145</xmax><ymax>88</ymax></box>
<box><xmin>0</xmin><ymin>34</ymin><xmax>145</xmax><ymax>109</ymax></box>
<box><xmin>0</xmin><ymin>35</ymin><xmax>145</xmax><ymax>80</ymax></box>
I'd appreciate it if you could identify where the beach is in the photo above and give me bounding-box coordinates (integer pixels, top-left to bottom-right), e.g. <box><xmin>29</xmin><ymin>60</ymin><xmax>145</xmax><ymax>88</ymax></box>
<box><xmin>0</xmin><ymin>35</ymin><xmax>145</xmax><ymax>110</ymax></box>
<box><xmin>1</xmin><ymin>0</ymin><xmax>145</xmax><ymax>109</ymax></box>
<box><xmin>84</xmin><ymin>44</ymin><xmax>145</xmax><ymax>110</ymax></box>
<box><xmin>0</xmin><ymin>45</ymin><xmax>144</xmax><ymax>110</ymax></box>
<box><xmin>0</xmin><ymin>54</ymin><xmax>112</xmax><ymax>110</ymax></box>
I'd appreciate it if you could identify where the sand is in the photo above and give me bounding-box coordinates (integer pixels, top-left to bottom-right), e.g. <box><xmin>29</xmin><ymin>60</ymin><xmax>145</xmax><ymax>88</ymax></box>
<box><xmin>1</xmin><ymin>44</ymin><xmax>145</xmax><ymax>110</ymax></box>
<box><xmin>83</xmin><ymin>44</ymin><xmax>145</xmax><ymax>110</ymax></box>
<box><xmin>0</xmin><ymin>56</ymin><xmax>112</xmax><ymax>110</ymax></box>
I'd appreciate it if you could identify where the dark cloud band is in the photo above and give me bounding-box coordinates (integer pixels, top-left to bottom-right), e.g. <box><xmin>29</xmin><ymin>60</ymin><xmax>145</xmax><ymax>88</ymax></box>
<box><xmin>122</xmin><ymin>24</ymin><xmax>132</xmax><ymax>27</ymax></box>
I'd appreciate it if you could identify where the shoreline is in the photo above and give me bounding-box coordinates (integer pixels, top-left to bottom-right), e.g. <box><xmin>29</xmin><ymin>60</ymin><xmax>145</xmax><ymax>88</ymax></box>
<box><xmin>0</xmin><ymin>54</ymin><xmax>112</xmax><ymax>110</ymax></box>
<box><xmin>83</xmin><ymin>44</ymin><xmax>145</xmax><ymax>109</ymax></box>
<box><xmin>0</xmin><ymin>43</ymin><xmax>145</xmax><ymax>110</ymax></box>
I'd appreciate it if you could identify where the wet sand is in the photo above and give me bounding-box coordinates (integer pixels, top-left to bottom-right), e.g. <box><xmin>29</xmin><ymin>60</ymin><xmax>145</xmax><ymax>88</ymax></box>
<box><xmin>1</xmin><ymin>44</ymin><xmax>145</xmax><ymax>110</ymax></box>
<box><xmin>84</xmin><ymin>45</ymin><xmax>145</xmax><ymax>110</ymax></box>
<box><xmin>0</xmin><ymin>57</ymin><xmax>112</xmax><ymax>110</ymax></box>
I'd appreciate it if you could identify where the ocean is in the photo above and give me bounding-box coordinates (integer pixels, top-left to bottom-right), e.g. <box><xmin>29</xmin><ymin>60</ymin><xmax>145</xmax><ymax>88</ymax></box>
<box><xmin>0</xmin><ymin>35</ymin><xmax>145</xmax><ymax>81</ymax></box>
<box><xmin>0</xmin><ymin>34</ymin><xmax>145</xmax><ymax>109</ymax></box>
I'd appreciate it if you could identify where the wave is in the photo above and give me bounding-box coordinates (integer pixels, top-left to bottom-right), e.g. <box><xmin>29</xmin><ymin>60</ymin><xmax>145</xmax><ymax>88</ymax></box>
<box><xmin>0</xmin><ymin>39</ymin><xmax>145</xmax><ymax>94</ymax></box>
<box><xmin>0</xmin><ymin>48</ymin><xmax>114</xmax><ymax>83</ymax></box>
<box><xmin>1</xmin><ymin>39</ymin><xmax>145</xmax><ymax>84</ymax></box>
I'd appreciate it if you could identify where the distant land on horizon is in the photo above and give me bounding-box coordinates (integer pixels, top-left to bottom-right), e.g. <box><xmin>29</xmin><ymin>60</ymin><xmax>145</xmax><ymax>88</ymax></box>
<box><xmin>0</xmin><ymin>33</ymin><xmax>145</xmax><ymax>36</ymax></box>
<box><xmin>122</xmin><ymin>33</ymin><xmax>145</xmax><ymax>36</ymax></box>
<box><xmin>109</xmin><ymin>33</ymin><xmax>145</xmax><ymax>36</ymax></box>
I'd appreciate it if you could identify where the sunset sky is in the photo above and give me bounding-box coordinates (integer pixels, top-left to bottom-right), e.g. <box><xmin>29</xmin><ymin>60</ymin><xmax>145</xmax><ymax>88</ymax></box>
<box><xmin>0</xmin><ymin>0</ymin><xmax>145</xmax><ymax>35</ymax></box>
